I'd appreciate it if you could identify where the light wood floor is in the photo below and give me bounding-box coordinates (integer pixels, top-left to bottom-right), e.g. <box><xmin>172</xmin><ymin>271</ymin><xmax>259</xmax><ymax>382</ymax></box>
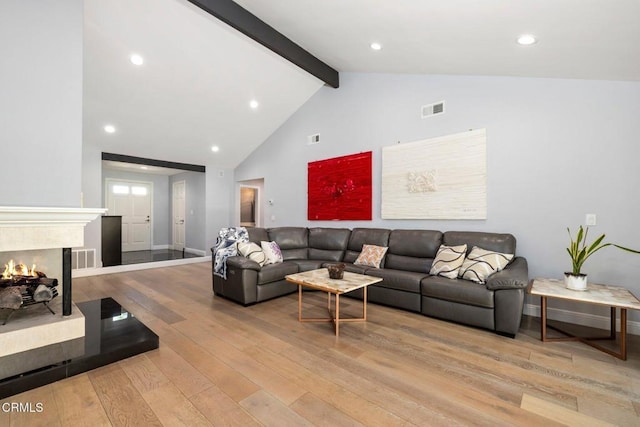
<box><xmin>2</xmin><ymin>261</ymin><xmax>640</xmax><ymax>426</ymax></box>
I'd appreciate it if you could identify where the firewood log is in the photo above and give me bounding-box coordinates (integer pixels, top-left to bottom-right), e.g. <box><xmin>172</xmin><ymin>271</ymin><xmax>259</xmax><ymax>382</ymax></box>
<box><xmin>33</xmin><ymin>284</ymin><xmax>53</xmax><ymax>302</ymax></box>
<box><xmin>0</xmin><ymin>287</ymin><xmax>22</xmax><ymax>310</ymax></box>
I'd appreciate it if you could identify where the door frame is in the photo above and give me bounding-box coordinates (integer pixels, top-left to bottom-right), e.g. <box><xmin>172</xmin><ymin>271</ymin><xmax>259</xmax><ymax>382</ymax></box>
<box><xmin>171</xmin><ymin>180</ymin><xmax>186</xmax><ymax>251</ymax></box>
<box><xmin>238</xmin><ymin>184</ymin><xmax>261</xmax><ymax>227</ymax></box>
<box><xmin>104</xmin><ymin>178</ymin><xmax>154</xmax><ymax>251</ymax></box>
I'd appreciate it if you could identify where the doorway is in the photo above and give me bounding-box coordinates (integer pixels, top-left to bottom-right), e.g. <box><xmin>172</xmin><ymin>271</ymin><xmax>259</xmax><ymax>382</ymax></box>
<box><xmin>102</xmin><ymin>152</ymin><xmax>207</xmax><ymax>264</ymax></box>
<box><xmin>101</xmin><ymin>153</ymin><xmax>206</xmax><ymax>267</ymax></box>
<box><xmin>105</xmin><ymin>179</ymin><xmax>152</xmax><ymax>252</ymax></box>
<box><xmin>239</xmin><ymin>185</ymin><xmax>260</xmax><ymax>227</ymax></box>
<box><xmin>172</xmin><ymin>180</ymin><xmax>186</xmax><ymax>250</ymax></box>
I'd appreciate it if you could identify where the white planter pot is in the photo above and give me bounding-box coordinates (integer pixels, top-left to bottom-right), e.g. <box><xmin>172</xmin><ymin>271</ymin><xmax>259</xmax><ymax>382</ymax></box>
<box><xmin>564</xmin><ymin>273</ymin><xmax>588</xmax><ymax>291</ymax></box>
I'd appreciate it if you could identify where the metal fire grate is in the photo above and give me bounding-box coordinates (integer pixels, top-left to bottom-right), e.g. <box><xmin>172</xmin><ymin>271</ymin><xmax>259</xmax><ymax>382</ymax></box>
<box><xmin>0</xmin><ymin>278</ymin><xmax>58</xmax><ymax>325</ymax></box>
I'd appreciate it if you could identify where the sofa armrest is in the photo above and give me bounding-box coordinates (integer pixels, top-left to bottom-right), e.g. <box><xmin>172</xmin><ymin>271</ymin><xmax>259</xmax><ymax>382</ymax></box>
<box><xmin>226</xmin><ymin>256</ymin><xmax>261</xmax><ymax>271</ymax></box>
<box><xmin>486</xmin><ymin>257</ymin><xmax>528</xmax><ymax>290</ymax></box>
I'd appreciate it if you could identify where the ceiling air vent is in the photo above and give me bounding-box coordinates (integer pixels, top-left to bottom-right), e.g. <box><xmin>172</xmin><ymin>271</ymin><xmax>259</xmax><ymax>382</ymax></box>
<box><xmin>421</xmin><ymin>101</ymin><xmax>445</xmax><ymax>118</ymax></box>
<box><xmin>307</xmin><ymin>133</ymin><xmax>320</xmax><ymax>145</ymax></box>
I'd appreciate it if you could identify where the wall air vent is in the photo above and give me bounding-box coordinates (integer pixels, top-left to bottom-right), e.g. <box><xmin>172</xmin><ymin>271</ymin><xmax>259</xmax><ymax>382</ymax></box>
<box><xmin>421</xmin><ymin>101</ymin><xmax>445</xmax><ymax>118</ymax></box>
<box><xmin>72</xmin><ymin>248</ymin><xmax>96</xmax><ymax>269</ymax></box>
<box><xmin>307</xmin><ymin>133</ymin><xmax>320</xmax><ymax>145</ymax></box>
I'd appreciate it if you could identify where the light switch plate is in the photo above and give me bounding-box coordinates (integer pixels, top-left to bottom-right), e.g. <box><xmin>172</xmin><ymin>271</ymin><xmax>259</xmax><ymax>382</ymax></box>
<box><xmin>585</xmin><ymin>213</ymin><xmax>597</xmax><ymax>226</ymax></box>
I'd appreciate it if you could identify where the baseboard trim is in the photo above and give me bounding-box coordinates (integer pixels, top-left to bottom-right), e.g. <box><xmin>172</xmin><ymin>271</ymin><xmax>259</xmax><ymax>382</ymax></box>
<box><xmin>524</xmin><ymin>303</ymin><xmax>640</xmax><ymax>336</ymax></box>
<box><xmin>72</xmin><ymin>256</ymin><xmax>211</xmax><ymax>278</ymax></box>
<box><xmin>152</xmin><ymin>244</ymin><xmax>170</xmax><ymax>250</ymax></box>
<box><xmin>184</xmin><ymin>247</ymin><xmax>206</xmax><ymax>257</ymax></box>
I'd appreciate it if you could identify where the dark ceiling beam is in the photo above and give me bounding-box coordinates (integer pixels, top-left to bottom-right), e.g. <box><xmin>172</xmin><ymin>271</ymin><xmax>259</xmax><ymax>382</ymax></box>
<box><xmin>186</xmin><ymin>0</ymin><xmax>339</xmax><ymax>88</ymax></box>
<box><xmin>102</xmin><ymin>152</ymin><xmax>206</xmax><ymax>173</ymax></box>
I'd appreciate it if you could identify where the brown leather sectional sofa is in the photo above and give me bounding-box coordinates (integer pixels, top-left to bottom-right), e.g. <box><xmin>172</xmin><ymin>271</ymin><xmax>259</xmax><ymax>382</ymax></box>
<box><xmin>212</xmin><ymin>227</ymin><xmax>529</xmax><ymax>337</ymax></box>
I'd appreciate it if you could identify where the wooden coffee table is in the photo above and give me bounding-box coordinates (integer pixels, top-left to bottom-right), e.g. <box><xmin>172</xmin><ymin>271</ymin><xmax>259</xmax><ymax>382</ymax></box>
<box><xmin>285</xmin><ymin>269</ymin><xmax>383</xmax><ymax>336</ymax></box>
<box><xmin>529</xmin><ymin>278</ymin><xmax>640</xmax><ymax>360</ymax></box>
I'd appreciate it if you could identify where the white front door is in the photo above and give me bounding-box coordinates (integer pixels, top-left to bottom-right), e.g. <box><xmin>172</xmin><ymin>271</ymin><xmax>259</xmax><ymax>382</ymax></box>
<box><xmin>172</xmin><ymin>180</ymin><xmax>186</xmax><ymax>250</ymax></box>
<box><xmin>106</xmin><ymin>180</ymin><xmax>152</xmax><ymax>252</ymax></box>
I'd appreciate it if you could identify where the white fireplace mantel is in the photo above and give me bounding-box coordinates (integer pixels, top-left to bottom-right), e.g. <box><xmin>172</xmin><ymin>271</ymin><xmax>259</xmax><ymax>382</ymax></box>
<box><xmin>0</xmin><ymin>206</ymin><xmax>107</xmax><ymax>252</ymax></box>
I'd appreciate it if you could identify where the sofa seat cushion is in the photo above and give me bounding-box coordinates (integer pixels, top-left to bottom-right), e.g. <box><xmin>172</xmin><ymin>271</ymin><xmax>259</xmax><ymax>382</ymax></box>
<box><xmin>289</xmin><ymin>260</ymin><xmax>326</xmax><ymax>272</ymax></box>
<box><xmin>257</xmin><ymin>262</ymin><xmax>299</xmax><ymax>285</ymax></box>
<box><xmin>308</xmin><ymin>248</ymin><xmax>343</xmax><ymax>262</ymax></box>
<box><xmin>343</xmin><ymin>263</ymin><xmax>369</xmax><ymax>275</ymax></box>
<box><xmin>421</xmin><ymin>276</ymin><xmax>494</xmax><ymax>308</ymax></box>
<box><xmin>365</xmin><ymin>269</ymin><xmax>427</xmax><ymax>293</ymax></box>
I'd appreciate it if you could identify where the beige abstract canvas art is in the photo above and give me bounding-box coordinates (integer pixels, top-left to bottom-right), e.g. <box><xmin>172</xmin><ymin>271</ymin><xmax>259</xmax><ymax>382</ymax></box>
<box><xmin>381</xmin><ymin>129</ymin><xmax>487</xmax><ymax>219</ymax></box>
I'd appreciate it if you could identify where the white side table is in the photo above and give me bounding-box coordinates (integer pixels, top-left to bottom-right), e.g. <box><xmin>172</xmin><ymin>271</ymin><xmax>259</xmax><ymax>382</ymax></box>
<box><xmin>529</xmin><ymin>278</ymin><xmax>640</xmax><ymax>360</ymax></box>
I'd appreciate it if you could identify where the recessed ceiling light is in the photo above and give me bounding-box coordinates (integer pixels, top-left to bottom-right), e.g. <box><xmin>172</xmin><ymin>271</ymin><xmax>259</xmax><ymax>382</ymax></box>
<box><xmin>104</xmin><ymin>124</ymin><xmax>116</xmax><ymax>134</ymax></box>
<box><xmin>211</xmin><ymin>146</ymin><xmax>220</xmax><ymax>153</ymax></box>
<box><xmin>370</xmin><ymin>42</ymin><xmax>382</xmax><ymax>51</ymax></box>
<box><xmin>130</xmin><ymin>54</ymin><xmax>144</xmax><ymax>65</ymax></box>
<box><xmin>140</xmin><ymin>166</ymin><xmax>148</xmax><ymax>170</ymax></box>
<box><xmin>249</xmin><ymin>100</ymin><xmax>259</xmax><ymax>109</ymax></box>
<box><xmin>517</xmin><ymin>34</ymin><xmax>537</xmax><ymax>45</ymax></box>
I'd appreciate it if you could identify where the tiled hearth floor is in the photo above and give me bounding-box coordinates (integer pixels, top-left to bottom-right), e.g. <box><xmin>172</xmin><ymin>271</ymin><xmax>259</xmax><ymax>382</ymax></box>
<box><xmin>2</xmin><ymin>262</ymin><xmax>640</xmax><ymax>425</ymax></box>
<box><xmin>0</xmin><ymin>298</ymin><xmax>158</xmax><ymax>400</ymax></box>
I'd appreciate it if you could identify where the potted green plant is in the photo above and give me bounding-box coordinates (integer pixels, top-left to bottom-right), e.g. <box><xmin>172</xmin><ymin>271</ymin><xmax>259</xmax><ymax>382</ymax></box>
<box><xmin>566</xmin><ymin>226</ymin><xmax>640</xmax><ymax>290</ymax></box>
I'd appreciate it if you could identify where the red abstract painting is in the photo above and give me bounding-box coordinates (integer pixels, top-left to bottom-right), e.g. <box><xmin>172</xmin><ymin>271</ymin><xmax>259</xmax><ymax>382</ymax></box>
<box><xmin>308</xmin><ymin>151</ymin><xmax>372</xmax><ymax>220</ymax></box>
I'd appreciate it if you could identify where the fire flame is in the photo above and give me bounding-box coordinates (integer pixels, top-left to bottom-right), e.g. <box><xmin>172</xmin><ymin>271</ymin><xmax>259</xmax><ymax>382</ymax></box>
<box><xmin>1</xmin><ymin>260</ymin><xmax>37</xmax><ymax>279</ymax></box>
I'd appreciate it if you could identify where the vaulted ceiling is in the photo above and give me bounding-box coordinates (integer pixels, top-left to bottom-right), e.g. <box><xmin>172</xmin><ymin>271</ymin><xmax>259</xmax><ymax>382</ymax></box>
<box><xmin>84</xmin><ymin>0</ymin><xmax>640</xmax><ymax>168</ymax></box>
<box><xmin>83</xmin><ymin>0</ymin><xmax>323</xmax><ymax>169</ymax></box>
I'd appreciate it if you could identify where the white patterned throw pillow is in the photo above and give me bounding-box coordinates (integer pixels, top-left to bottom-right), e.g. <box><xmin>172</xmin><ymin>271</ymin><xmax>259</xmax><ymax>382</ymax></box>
<box><xmin>237</xmin><ymin>241</ymin><xmax>266</xmax><ymax>266</ymax></box>
<box><xmin>429</xmin><ymin>244</ymin><xmax>467</xmax><ymax>279</ymax></box>
<box><xmin>261</xmin><ymin>241</ymin><xmax>283</xmax><ymax>265</ymax></box>
<box><xmin>458</xmin><ymin>246</ymin><xmax>514</xmax><ymax>284</ymax></box>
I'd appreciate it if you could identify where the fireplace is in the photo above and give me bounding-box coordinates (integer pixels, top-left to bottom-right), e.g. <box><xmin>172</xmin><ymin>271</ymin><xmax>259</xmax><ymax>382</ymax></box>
<box><xmin>0</xmin><ymin>206</ymin><xmax>105</xmax><ymax>380</ymax></box>
<box><xmin>1</xmin><ymin>258</ymin><xmax>60</xmax><ymax>324</ymax></box>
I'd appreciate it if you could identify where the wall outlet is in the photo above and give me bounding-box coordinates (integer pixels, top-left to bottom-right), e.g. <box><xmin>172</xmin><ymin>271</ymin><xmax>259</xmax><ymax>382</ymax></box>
<box><xmin>585</xmin><ymin>213</ymin><xmax>597</xmax><ymax>226</ymax></box>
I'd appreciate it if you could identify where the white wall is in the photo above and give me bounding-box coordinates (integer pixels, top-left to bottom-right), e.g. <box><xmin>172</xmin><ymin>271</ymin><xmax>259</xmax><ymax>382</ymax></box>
<box><xmin>81</xmin><ymin>143</ymin><xmax>103</xmax><ymax>259</ymax></box>
<box><xmin>0</xmin><ymin>0</ymin><xmax>84</xmax><ymax>207</ymax></box>
<box><xmin>170</xmin><ymin>171</ymin><xmax>206</xmax><ymax>252</ymax></box>
<box><xmin>235</xmin><ymin>72</ymin><xmax>640</xmax><ymax>321</ymax></box>
<box><xmin>206</xmin><ymin>167</ymin><xmax>235</xmax><ymax>252</ymax></box>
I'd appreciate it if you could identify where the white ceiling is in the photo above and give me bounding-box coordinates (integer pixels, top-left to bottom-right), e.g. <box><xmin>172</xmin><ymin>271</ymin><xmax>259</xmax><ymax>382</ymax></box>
<box><xmin>236</xmin><ymin>0</ymin><xmax>640</xmax><ymax>81</ymax></box>
<box><xmin>83</xmin><ymin>0</ymin><xmax>323</xmax><ymax>168</ymax></box>
<box><xmin>84</xmin><ymin>0</ymin><xmax>640</xmax><ymax>168</ymax></box>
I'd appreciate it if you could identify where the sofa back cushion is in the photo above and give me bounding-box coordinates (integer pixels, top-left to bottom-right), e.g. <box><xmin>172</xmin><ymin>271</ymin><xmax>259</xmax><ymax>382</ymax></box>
<box><xmin>443</xmin><ymin>231</ymin><xmax>516</xmax><ymax>255</ymax></box>
<box><xmin>385</xmin><ymin>229</ymin><xmax>443</xmax><ymax>272</ymax></box>
<box><xmin>267</xmin><ymin>227</ymin><xmax>308</xmax><ymax>260</ymax></box>
<box><xmin>344</xmin><ymin>228</ymin><xmax>391</xmax><ymax>265</ymax></box>
<box><xmin>308</xmin><ymin>227</ymin><xmax>351</xmax><ymax>262</ymax></box>
<box><xmin>246</xmin><ymin>227</ymin><xmax>269</xmax><ymax>244</ymax></box>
